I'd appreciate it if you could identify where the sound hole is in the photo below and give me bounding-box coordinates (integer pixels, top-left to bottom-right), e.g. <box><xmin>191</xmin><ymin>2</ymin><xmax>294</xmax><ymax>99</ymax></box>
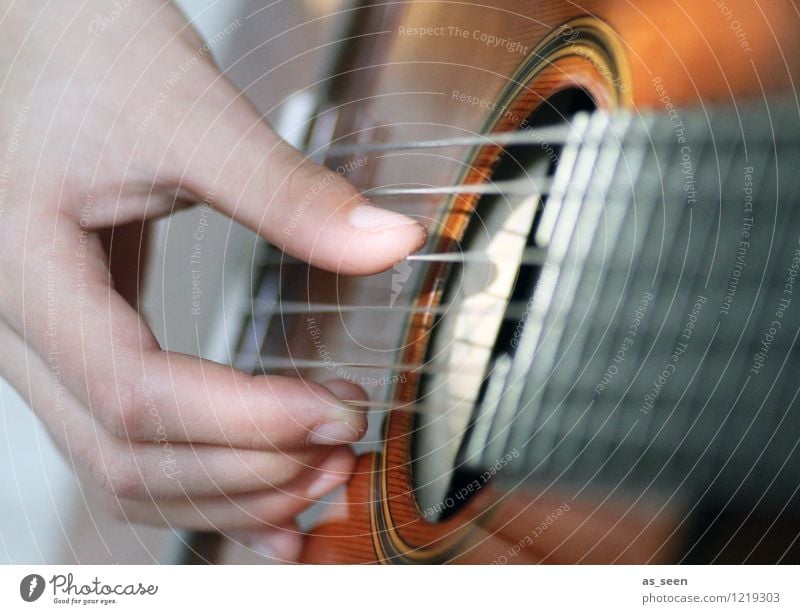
<box><xmin>411</xmin><ymin>89</ymin><xmax>595</xmax><ymax>522</ymax></box>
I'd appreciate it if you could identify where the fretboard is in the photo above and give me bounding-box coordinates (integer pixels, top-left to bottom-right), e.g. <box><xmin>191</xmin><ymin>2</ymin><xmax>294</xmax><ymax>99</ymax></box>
<box><xmin>463</xmin><ymin>101</ymin><xmax>800</xmax><ymax>513</ymax></box>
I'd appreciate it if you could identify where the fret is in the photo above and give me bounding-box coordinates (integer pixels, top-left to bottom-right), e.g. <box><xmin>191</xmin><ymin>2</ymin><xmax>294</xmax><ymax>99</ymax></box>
<box><xmin>494</xmin><ymin>111</ymin><xmax>616</xmax><ymax>469</ymax></box>
<box><xmin>551</xmin><ymin>112</ymin><xmax>663</xmax><ymax>441</ymax></box>
<box><xmin>477</xmin><ymin>112</ymin><xmax>595</xmax><ymax>468</ymax></box>
<box><xmin>598</xmin><ymin>118</ymin><xmax>726</xmax><ymax>486</ymax></box>
<box><xmin>712</xmin><ymin>165</ymin><xmax>800</xmax><ymax>480</ymax></box>
<box><xmin>533</xmin><ymin>113</ymin><xmax>645</xmax><ymax>479</ymax></box>
<box><xmin>671</xmin><ymin>139</ymin><xmax>775</xmax><ymax>482</ymax></box>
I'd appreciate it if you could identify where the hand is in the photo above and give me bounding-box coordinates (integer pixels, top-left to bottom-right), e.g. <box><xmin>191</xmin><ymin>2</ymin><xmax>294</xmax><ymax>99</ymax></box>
<box><xmin>0</xmin><ymin>0</ymin><xmax>426</xmax><ymax>561</ymax></box>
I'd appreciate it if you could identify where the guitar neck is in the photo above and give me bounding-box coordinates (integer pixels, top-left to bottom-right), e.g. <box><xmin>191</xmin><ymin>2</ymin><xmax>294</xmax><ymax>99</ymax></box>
<box><xmin>464</xmin><ymin>101</ymin><xmax>800</xmax><ymax>511</ymax></box>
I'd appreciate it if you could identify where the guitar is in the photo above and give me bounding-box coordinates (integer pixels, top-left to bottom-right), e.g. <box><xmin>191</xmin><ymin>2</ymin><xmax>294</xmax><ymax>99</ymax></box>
<box><xmin>184</xmin><ymin>0</ymin><xmax>800</xmax><ymax>564</ymax></box>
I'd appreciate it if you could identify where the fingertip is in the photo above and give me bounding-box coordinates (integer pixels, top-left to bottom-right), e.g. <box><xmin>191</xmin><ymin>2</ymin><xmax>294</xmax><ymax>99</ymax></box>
<box><xmin>306</xmin><ymin>446</ymin><xmax>356</xmax><ymax>499</ymax></box>
<box><xmin>304</xmin><ymin>380</ymin><xmax>368</xmax><ymax>446</ymax></box>
<box><xmin>337</xmin><ymin>205</ymin><xmax>429</xmax><ymax>275</ymax></box>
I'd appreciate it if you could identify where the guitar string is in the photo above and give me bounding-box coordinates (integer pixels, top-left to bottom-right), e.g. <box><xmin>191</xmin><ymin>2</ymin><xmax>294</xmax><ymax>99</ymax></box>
<box><xmin>256</xmin><ymin>247</ymin><xmax>547</xmax><ymax>268</ymax></box>
<box><xmin>242</xmin><ymin>238</ymin><xmax>546</xmax><ymax>385</ymax></box>
<box><xmin>245</xmin><ymin>357</ymin><xmax>492</xmax><ymax>376</ymax></box>
<box><xmin>240</xmin><ymin>106</ymin><xmax>797</xmax><ymax>405</ymax></box>
<box><xmin>182</xmin><ymin>131</ymin><xmax>556</xmax><ymax>562</ymax></box>
<box><xmin>257</xmin><ymin>245</ymin><xmax>546</xmax><ymax>267</ymax></box>
<box><xmin>325</xmin><ymin>125</ymin><xmax>572</xmax><ymax>155</ymax></box>
<box><xmin>245</xmin><ymin>241</ymin><xmax>546</xmax><ymax>347</ymax></box>
<box><xmin>324</xmin><ymin>113</ymin><xmax>792</xmax><ymax>157</ymax></box>
<box><xmin>249</xmin><ymin>299</ymin><xmax>535</xmax><ymax>317</ymax></box>
<box><xmin>338</xmin><ymin>399</ymin><xmax>476</xmax><ymax>415</ymax></box>
<box><xmin>362</xmin><ymin>177</ymin><xmax>549</xmax><ymax>197</ymax></box>
<box><xmin>239</xmin><ymin>125</ymin><xmax>561</xmax><ymax>407</ymax></box>
<box><xmin>195</xmin><ymin>62</ymin><xmax>566</xmax><ymax>565</ymax></box>
<box><xmin>407</xmin><ymin>246</ymin><xmax>545</xmax><ymax>262</ymax></box>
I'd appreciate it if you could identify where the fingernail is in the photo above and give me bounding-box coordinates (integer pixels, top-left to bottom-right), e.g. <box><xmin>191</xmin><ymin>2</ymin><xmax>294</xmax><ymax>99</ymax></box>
<box><xmin>307</xmin><ymin>450</ymin><xmax>352</xmax><ymax>498</ymax></box>
<box><xmin>348</xmin><ymin>204</ymin><xmax>420</xmax><ymax>231</ymax></box>
<box><xmin>308</xmin><ymin>421</ymin><xmax>363</xmax><ymax>445</ymax></box>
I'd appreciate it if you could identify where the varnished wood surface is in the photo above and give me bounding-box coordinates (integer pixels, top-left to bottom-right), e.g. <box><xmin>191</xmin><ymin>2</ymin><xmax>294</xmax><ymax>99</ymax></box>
<box><xmin>287</xmin><ymin>0</ymin><xmax>800</xmax><ymax>563</ymax></box>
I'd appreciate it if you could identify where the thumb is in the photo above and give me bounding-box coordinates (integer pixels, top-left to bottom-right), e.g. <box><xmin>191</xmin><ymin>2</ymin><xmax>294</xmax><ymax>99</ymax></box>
<box><xmin>181</xmin><ymin>79</ymin><xmax>427</xmax><ymax>275</ymax></box>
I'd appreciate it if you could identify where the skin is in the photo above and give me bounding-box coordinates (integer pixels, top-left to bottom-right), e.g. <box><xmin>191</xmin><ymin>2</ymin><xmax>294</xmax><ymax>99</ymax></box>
<box><xmin>0</xmin><ymin>0</ymin><xmax>426</xmax><ymax>561</ymax></box>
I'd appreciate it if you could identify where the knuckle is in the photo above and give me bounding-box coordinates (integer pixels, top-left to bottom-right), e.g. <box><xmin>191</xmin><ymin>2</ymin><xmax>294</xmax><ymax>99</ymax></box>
<box><xmin>259</xmin><ymin>455</ymin><xmax>308</xmax><ymax>488</ymax></box>
<box><xmin>285</xmin><ymin>162</ymin><xmax>331</xmax><ymax>202</ymax></box>
<box><xmin>117</xmin><ymin>401</ymin><xmax>148</xmax><ymax>441</ymax></box>
<box><xmin>94</xmin><ymin>380</ymin><xmax>148</xmax><ymax>440</ymax></box>
<box><xmin>276</xmin><ymin>156</ymin><xmax>352</xmax><ymax>220</ymax></box>
<box><xmin>89</xmin><ymin>452</ymin><xmax>147</xmax><ymax>500</ymax></box>
<box><xmin>235</xmin><ymin>375</ymin><xmax>309</xmax><ymax>449</ymax></box>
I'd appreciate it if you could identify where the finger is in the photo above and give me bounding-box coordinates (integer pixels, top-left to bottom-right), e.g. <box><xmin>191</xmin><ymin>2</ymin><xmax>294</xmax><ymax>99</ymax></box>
<box><xmin>0</xmin><ymin>318</ymin><xmax>355</xmax><ymax>499</ymax></box>
<box><xmin>96</xmin><ymin>446</ymin><xmax>356</xmax><ymax>531</ymax></box>
<box><xmin>5</xmin><ymin>232</ymin><xmax>367</xmax><ymax>450</ymax></box>
<box><xmin>70</xmin><ymin>434</ymin><xmax>336</xmax><ymax>501</ymax></box>
<box><xmin>133</xmin><ymin>352</ymin><xmax>370</xmax><ymax>450</ymax></box>
<box><xmin>316</xmin><ymin>379</ymin><xmax>370</xmax><ymax>444</ymax></box>
<box><xmin>175</xmin><ymin>77</ymin><xmax>427</xmax><ymax>275</ymax></box>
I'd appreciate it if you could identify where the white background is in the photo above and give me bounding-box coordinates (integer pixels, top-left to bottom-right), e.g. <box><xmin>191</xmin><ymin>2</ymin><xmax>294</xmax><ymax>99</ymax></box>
<box><xmin>0</xmin><ymin>565</ymin><xmax>798</xmax><ymax>613</ymax></box>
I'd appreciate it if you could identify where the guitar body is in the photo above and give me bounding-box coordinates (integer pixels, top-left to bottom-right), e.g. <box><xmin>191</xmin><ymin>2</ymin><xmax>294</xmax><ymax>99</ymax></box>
<box><xmin>258</xmin><ymin>0</ymin><xmax>800</xmax><ymax>564</ymax></box>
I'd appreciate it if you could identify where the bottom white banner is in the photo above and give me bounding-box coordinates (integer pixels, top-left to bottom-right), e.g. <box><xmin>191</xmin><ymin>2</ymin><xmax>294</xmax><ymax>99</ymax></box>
<box><xmin>0</xmin><ymin>565</ymin><xmax>796</xmax><ymax>613</ymax></box>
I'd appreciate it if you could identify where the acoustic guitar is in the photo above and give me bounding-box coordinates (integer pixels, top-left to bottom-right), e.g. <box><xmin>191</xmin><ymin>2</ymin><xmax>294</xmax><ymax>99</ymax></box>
<box><xmin>184</xmin><ymin>0</ymin><xmax>800</xmax><ymax>564</ymax></box>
